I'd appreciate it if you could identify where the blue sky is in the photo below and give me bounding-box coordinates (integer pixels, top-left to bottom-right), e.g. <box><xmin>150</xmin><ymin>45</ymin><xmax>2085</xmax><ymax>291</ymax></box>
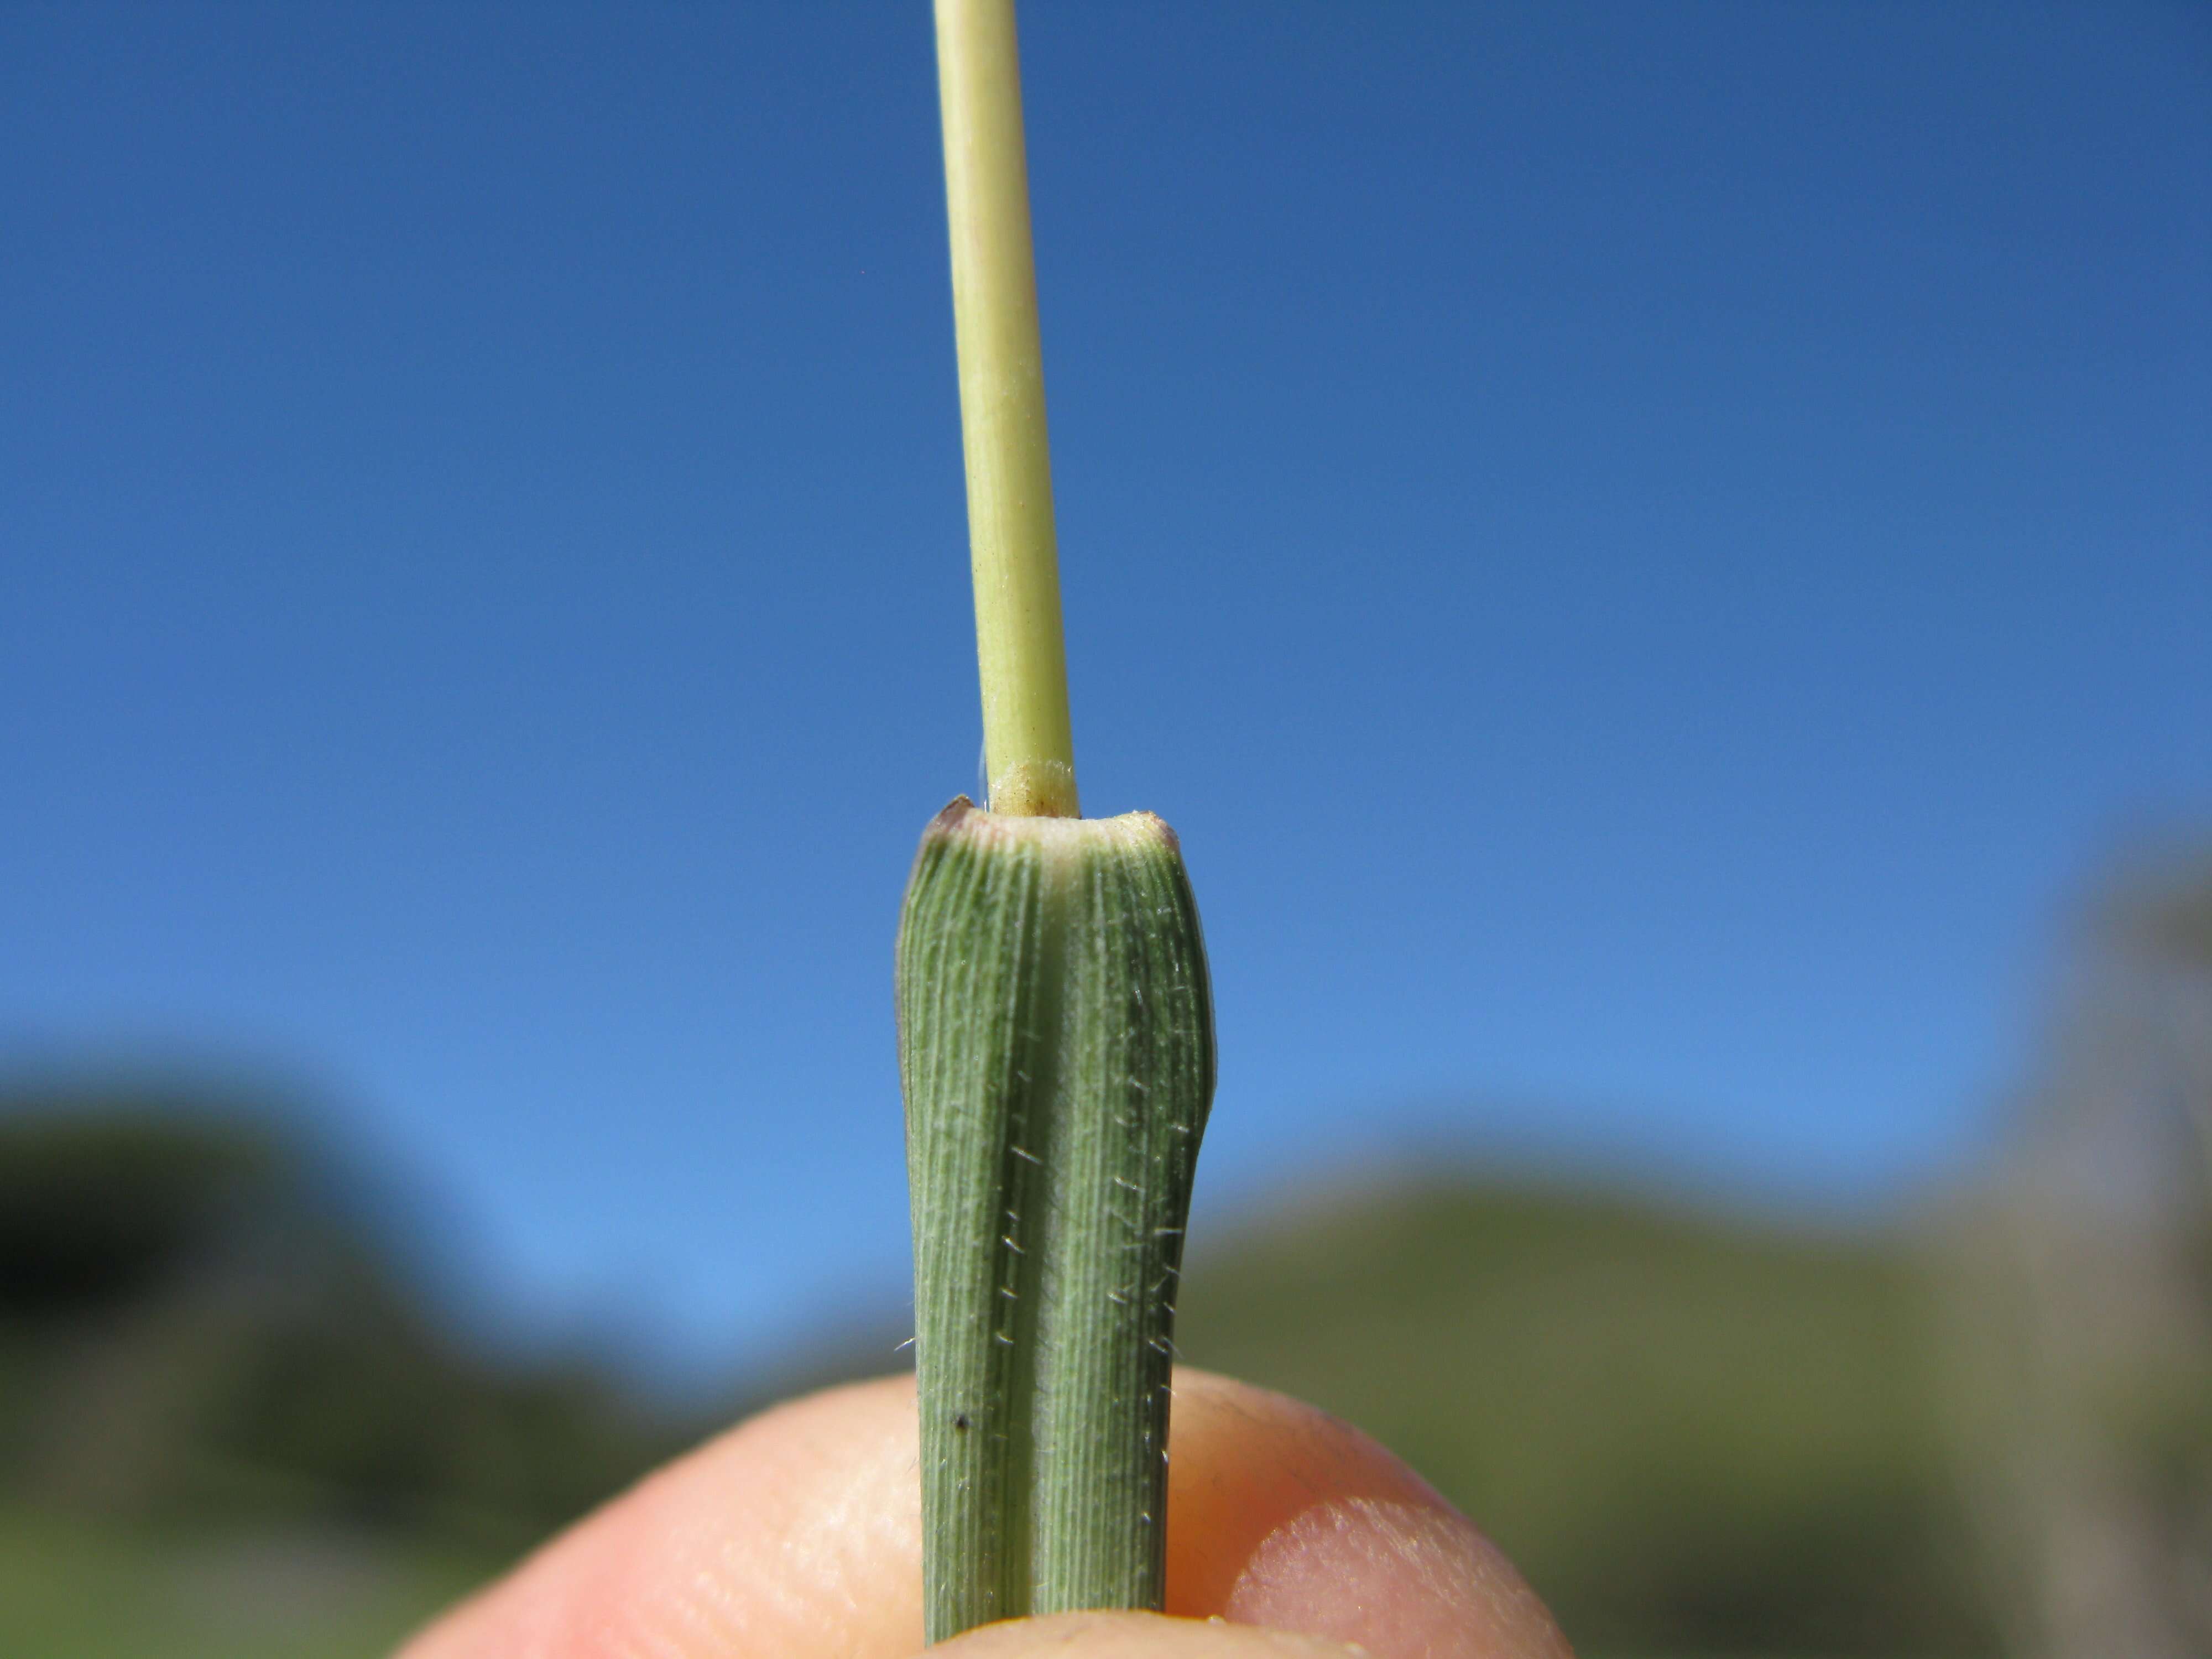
<box><xmin>3</xmin><ymin>2</ymin><xmax>2206</xmax><ymax>1379</ymax></box>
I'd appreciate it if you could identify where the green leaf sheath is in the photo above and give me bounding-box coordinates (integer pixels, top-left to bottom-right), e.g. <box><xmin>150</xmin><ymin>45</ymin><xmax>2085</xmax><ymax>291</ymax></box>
<box><xmin>898</xmin><ymin>798</ymin><xmax>1216</xmax><ymax>1640</ymax></box>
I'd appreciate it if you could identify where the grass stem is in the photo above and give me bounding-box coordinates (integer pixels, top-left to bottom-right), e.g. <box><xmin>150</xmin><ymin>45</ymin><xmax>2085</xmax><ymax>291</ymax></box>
<box><xmin>935</xmin><ymin>0</ymin><xmax>1078</xmax><ymax>819</ymax></box>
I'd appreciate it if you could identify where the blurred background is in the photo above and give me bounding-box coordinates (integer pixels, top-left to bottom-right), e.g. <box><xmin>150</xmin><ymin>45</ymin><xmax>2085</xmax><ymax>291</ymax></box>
<box><xmin>3</xmin><ymin>3</ymin><xmax>2206</xmax><ymax>1655</ymax></box>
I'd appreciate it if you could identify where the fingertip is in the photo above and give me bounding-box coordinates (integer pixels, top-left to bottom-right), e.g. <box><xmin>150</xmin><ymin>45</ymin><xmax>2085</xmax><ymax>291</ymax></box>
<box><xmin>1217</xmin><ymin>1494</ymin><xmax>1569</xmax><ymax>1658</ymax></box>
<box><xmin>1166</xmin><ymin>1371</ymin><xmax>1572</xmax><ymax>1658</ymax></box>
<box><xmin>1164</xmin><ymin>1370</ymin><xmax>1441</xmax><ymax>1613</ymax></box>
<box><xmin>396</xmin><ymin>1367</ymin><xmax>1571</xmax><ymax>1659</ymax></box>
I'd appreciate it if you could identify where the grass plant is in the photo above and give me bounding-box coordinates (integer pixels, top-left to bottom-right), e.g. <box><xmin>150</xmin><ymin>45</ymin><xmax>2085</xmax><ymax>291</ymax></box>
<box><xmin>898</xmin><ymin>0</ymin><xmax>1217</xmax><ymax>1640</ymax></box>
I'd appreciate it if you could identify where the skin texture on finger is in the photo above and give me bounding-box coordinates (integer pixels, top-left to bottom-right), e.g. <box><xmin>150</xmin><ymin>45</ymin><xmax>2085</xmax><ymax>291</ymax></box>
<box><xmin>398</xmin><ymin>1369</ymin><xmax>1572</xmax><ymax>1659</ymax></box>
<box><xmin>1166</xmin><ymin>1373</ymin><xmax>1570</xmax><ymax>1658</ymax></box>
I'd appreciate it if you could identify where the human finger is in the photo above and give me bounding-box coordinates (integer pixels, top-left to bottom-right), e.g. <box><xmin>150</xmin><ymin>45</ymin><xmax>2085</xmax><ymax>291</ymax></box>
<box><xmin>398</xmin><ymin>1368</ymin><xmax>1570</xmax><ymax>1659</ymax></box>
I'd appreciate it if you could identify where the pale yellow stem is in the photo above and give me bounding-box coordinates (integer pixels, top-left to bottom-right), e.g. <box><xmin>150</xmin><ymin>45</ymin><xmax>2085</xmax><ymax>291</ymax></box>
<box><xmin>935</xmin><ymin>0</ymin><xmax>1079</xmax><ymax>818</ymax></box>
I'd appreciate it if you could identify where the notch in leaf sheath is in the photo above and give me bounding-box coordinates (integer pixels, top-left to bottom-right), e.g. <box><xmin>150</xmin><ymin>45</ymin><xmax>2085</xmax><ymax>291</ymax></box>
<box><xmin>898</xmin><ymin>797</ymin><xmax>1215</xmax><ymax>1641</ymax></box>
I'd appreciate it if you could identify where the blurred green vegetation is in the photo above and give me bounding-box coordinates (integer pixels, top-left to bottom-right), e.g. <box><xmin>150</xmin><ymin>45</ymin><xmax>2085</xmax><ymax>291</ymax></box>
<box><xmin>0</xmin><ymin>1082</ymin><xmax>2006</xmax><ymax>1659</ymax></box>
<box><xmin>0</xmin><ymin>1088</ymin><xmax>702</xmax><ymax>1658</ymax></box>
<box><xmin>11</xmin><ymin>857</ymin><xmax>2204</xmax><ymax>1656</ymax></box>
<box><xmin>0</xmin><ymin>1504</ymin><xmax>484</xmax><ymax>1659</ymax></box>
